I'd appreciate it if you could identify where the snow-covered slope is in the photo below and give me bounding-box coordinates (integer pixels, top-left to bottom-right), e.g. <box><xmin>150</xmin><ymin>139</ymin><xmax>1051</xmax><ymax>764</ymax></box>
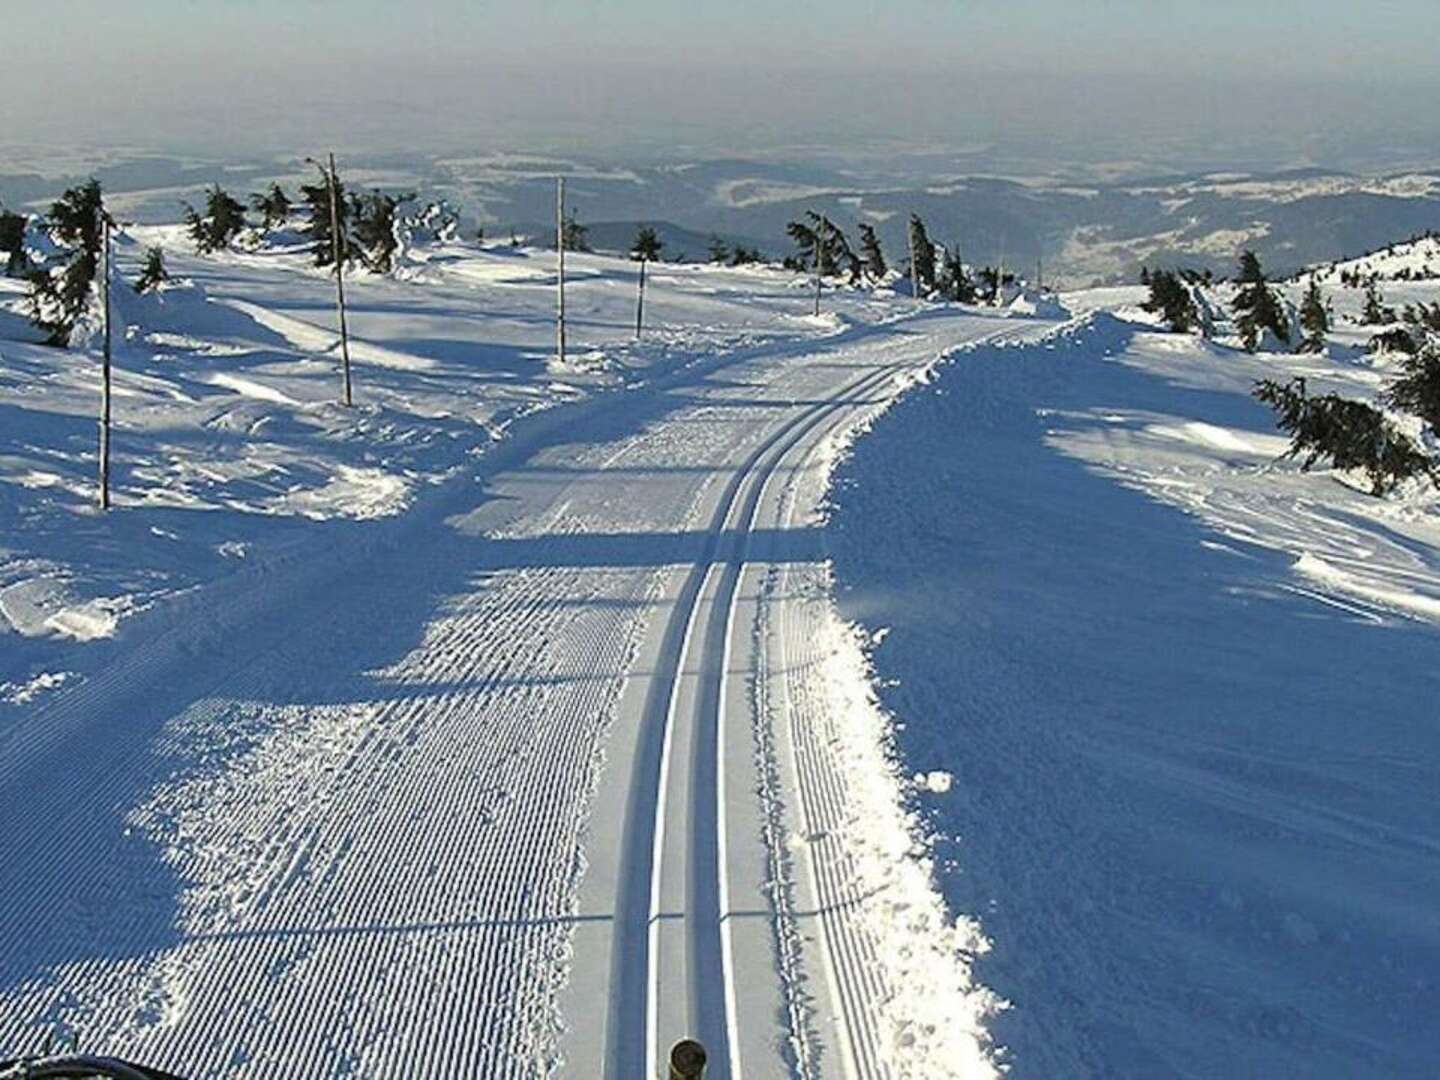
<box><xmin>1310</xmin><ymin>233</ymin><xmax>1440</xmax><ymax>283</ymax></box>
<box><xmin>825</xmin><ymin>301</ymin><xmax>1440</xmax><ymax>1077</ymax></box>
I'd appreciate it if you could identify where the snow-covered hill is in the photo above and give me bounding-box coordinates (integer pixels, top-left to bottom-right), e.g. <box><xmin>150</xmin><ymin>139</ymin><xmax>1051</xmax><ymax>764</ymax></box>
<box><xmin>825</xmin><ymin>288</ymin><xmax>1440</xmax><ymax>1077</ymax></box>
<box><xmin>1309</xmin><ymin>233</ymin><xmax>1440</xmax><ymax>283</ymax></box>
<box><xmin>4</xmin><ymin>210</ymin><xmax>1440</xmax><ymax>1078</ymax></box>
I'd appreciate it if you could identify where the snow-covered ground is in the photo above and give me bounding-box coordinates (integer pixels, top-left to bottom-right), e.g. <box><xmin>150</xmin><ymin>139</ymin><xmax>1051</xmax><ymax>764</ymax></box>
<box><xmin>0</xmin><ymin>228</ymin><xmax>1053</xmax><ymax>1076</ymax></box>
<box><xmin>5</xmin><ymin>218</ymin><xmax>1440</xmax><ymax>1078</ymax></box>
<box><xmin>825</xmin><ymin>285</ymin><xmax>1440</xmax><ymax>1077</ymax></box>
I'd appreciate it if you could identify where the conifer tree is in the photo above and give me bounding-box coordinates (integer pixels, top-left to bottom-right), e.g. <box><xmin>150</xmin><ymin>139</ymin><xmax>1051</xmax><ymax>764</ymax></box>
<box><xmin>185</xmin><ymin>185</ymin><xmax>248</xmax><ymax>254</ymax></box>
<box><xmin>858</xmin><ymin>223</ymin><xmax>886</xmax><ymax>282</ymax></box>
<box><xmin>938</xmin><ymin>245</ymin><xmax>976</xmax><ymax>302</ymax></box>
<box><xmin>1143</xmin><ymin>269</ymin><xmax>1199</xmax><ymax>333</ymax></box>
<box><xmin>907</xmin><ymin>213</ymin><xmax>936</xmax><ymax>296</ymax></box>
<box><xmin>707</xmin><ymin>235</ymin><xmax>731</xmax><ymax>264</ymax></box>
<box><xmin>1254</xmin><ymin>377</ymin><xmax>1435</xmax><ymax>495</ymax></box>
<box><xmin>786</xmin><ymin>213</ymin><xmax>856</xmax><ymax>281</ymax></box>
<box><xmin>250</xmin><ymin>183</ymin><xmax>292</xmax><ymax>231</ymax></box>
<box><xmin>350</xmin><ymin>190</ymin><xmax>412</xmax><ymax>273</ymax></box>
<box><xmin>560</xmin><ymin>211</ymin><xmax>589</xmax><ymax>253</ymax></box>
<box><xmin>1298</xmin><ymin>277</ymin><xmax>1330</xmax><ymax>353</ymax></box>
<box><xmin>1361</xmin><ymin>279</ymin><xmax>1395</xmax><ymax>325</ymax></box>
<box><xmin>631</xmin><ymin>225</ymin><xmax>663</xmax><ymax>337</ymax></box>
<box><xmin>0</xmin><ymin>209</ymin><xmax>28</xmax><ymax>277</ymax></box>
<box><xmin>1381</xmin><ymin>341</ymin><xmax>1440</xmax><ymax>434</ymax></box>
<box><xmin>728</xmin><ymin>244</ymin><xmax>762</xmax><ymax>266</ymax></box>
<box><xmin>301</xmin><ymin>172</ymin><xmax>351</xmax><ymax>268</ymax></box>
<box><xmin>1231</xmin><ymin>250</ymin><xmax>1289</xmax><ymax>352</ymax></box>
<box><xmin>28</xmin><ymin>179</ymin><xmax>104</xmax><ymax>347</ymax></box>
<box><xmin>133</xmin><ymin>246</ymin><xmax>169</xmax><ymax>294</ymax></box>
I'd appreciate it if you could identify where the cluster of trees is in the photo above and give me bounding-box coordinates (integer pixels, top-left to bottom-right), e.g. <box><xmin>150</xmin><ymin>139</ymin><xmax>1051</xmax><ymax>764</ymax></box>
<box><xmin>1138</xmin><ymin>248</ymin><xmax>1440</xmax><ymax>495</ymax></box>
<box><xmin>181</xmin><ymin>172</ymin><xmax>416</xmax><ymax>274</ymax></box>
<box><xmin>1142</xmin><ymin>251</ymin><xmax>1292</xmax><ymax>350</ymax></box>
<box><xmin>776</xmin><ymin>210</ymin><xmax>1020</xmax><ymax>304</ymax></box>
<box><xmin>1256</xmin><ymin>260</ymin><xmax>1440</xmax><ymax>495</ymax></box>
<box><xmin>706</xmin><ymin>236</ymin><xmax>764</xmax><ymax>266</ymax></box>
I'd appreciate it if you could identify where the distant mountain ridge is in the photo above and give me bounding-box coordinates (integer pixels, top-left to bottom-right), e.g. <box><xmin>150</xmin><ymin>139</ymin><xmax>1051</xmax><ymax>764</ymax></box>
<box><xmin>4</xmin><ymin>152</ymin><xmax>1439</xmax><ymax>287</ymax></box>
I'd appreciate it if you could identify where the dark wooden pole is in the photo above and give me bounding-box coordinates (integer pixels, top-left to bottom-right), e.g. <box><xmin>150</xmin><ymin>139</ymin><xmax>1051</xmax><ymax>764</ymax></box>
<box><xmin>98</xmin><ymin>215</ymin><xmax>112</xmax><ymax>511</ymax></box>
<box><xmin>327</xmin><ymin>152</ymin><xmax>353</xmax><ymax>407</ymax></box>
<box><xmin>556</xmin><ymin>176</ymin><xmax>567</xmax><ymax>365</ymax></box>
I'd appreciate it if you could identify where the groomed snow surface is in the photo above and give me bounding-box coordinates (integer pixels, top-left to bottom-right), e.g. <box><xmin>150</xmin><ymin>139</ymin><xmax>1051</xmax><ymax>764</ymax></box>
<box><xmin>1</xmin><ymin>229</ymin><xmax>1046</xmax><ymax>1077</ymax></box>
<box><xmin>3</xmin><ymin>229</ymin><xmax>1439</xmax><ymax>1078</ymax></box>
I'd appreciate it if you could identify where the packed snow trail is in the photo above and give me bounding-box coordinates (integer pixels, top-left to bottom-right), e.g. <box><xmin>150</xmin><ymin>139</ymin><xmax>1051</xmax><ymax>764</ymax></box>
<box><xmin>0</xmin><ymin>302</ymin><xmax>1031</xmax><ymax>1077</ymax></box>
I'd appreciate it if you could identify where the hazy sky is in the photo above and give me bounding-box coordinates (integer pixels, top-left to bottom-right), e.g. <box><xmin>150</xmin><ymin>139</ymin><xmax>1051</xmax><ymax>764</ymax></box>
<box><xmin>4</xmin><ymin>1</ymin><xmax>1439</xmax><ymax>170</ymax></box>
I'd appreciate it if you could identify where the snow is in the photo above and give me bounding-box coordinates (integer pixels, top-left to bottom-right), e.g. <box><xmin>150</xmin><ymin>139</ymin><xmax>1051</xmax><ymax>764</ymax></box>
<box><xmin>1</xmin><ymin>220</ymin><xmax>1034</xmax><ymax>1076</ymax></box>
<box><xmin>5</xmin><ymin>203</ymin><xmax>1440</xmax><ymax>1078</ymax></box>
<box><xmin>824</xmin><ymin>302</ymin><xmax>1440</xmax><ymax>1077</ymax></box>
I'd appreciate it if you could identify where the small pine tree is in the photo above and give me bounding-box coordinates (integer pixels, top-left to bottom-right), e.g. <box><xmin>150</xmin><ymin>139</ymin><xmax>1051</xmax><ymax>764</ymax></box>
<box><xmin>0</xmin><ymin>209</ymin><xmax>28</xmax><ymax>277</ymax></box>
<box><xmin>631</xmin><ymin>226</ymin><xmax>663</xmax><ymax>338</ymax></box>
<box><xmin>1381</xmin><ymin>341</ymin><xmax>1440</xmax><ymax>433</ymax></box>
<box><xmin>1231</xmin><ymin>250</ymin><xmax>1289</xmax><ymax>352</ymax></box>
<box><xmin>28</xmin><ymin>179</ymin><xmax>104</xmax><ymax>346</ymax></box>
<box><xmin>786</xmin><ymin>214</ymin><xmax>852</xmax><ymax>278</ymax></box>
<box><xmin>1370</xmin><ymin>327</ymin><xmax>1418</xmax><ymax>355</ymax></box>
<box><xmin>1143</xmin><ymin>269</ymin><xmax>1199</xmax><ymax>333</ymax></box>
<box><xmin>1298</xmin><ymin>277</ymin><xmax>1329</xmax><ymax>353</ymax></box>
<box><xmin>729</xmin><ymin>244</ymin><xmax>763</xmax><ymax>266</ymax></box>
<box><xmin>186</xmin><ymin>185</ymin><xmax>247</xmax><ymax>253</ymax></box>
<box><xmin>301</xmin><ymin>172</ymin><xmax>351</xmax><ymax>268</ymax></box>
<box><xmin>350</xmin><ymin>190</ymin><xmax>412</xmax><ymax>273</ymax></box>
<box><xmin>250</xmin><ymin>183</ymin><xmax>292</xmax><ymax>231</ymax></box>
<box><xmin>560</xmin><ymin>211</ymin><xmax>589</xmax><ymax>253</ymax></box>
<box><xmin>907</xmin><ymin>213</ymin><xmax>936</xmax><ymax>297</ymax></box>
<box><xmin>133</xmin><ymin>246</ymin><xmax>169</xmax><ymax>294</ymax></box>
<box><xmin>707</xmin><ymin>235</ymin><xmax>731</xmax><ymax>264</ymax></box>
<box><xmin>631</xmin><ymin>225</ymin><xmax>662</xmax><ymax>263</ymax></box>
<box><xmin>858</xmin><ymin>223</ymin><xmax>886</xmax><ymax>282</ymax></box>
<box><xmin>937</xmin><ymin>246</ymin><xmax>976</xmax><ymax>302</ymax></box>
<box><xmin>1254</xmin><ymin>377</ymin><xmax>1436</xmax><ymax>495</ymax></box>
<box><xmin>1361</xmin><ymin>279</ymin><xmax>1395</xmax><ymax>325</ymax></box>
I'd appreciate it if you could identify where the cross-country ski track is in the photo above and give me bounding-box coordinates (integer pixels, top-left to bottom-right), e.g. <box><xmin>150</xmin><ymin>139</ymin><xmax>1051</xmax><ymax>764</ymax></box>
<box><xmin>0</xmin><ymin>305</ymin><xmax>1043</xmax><ymax>1078</ymax></box>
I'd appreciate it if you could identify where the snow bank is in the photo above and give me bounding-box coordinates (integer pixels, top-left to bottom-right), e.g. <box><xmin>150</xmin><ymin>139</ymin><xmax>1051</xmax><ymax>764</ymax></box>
<box><xmin>824</xmin><ymin>311</ymin><xmax>1440</xmax><ymax>1076</ymax></box>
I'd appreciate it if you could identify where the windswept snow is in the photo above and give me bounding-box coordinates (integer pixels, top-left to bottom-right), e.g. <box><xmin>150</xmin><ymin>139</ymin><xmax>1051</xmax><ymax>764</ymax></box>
<box><xmin>824</xmin><ymin>306</ymin><xmax>1440</xmax><ymax>1077</ymax></box>
<box><xmin>7</xmin><ymin>197</ymin><xmax>1440</xmax><ymax>1079</ymax></box>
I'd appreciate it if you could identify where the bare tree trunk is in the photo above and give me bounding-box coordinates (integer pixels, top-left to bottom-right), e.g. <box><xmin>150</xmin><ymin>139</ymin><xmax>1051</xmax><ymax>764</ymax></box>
<box><xmin>328</xmin><ymin>152</ymin><xmax>353</xmax><ymax>406</ymax></box>
<box><xmin>556</xmin><ymin>177</ymin><xmax>567</xmax><ymax>366</ymax></box>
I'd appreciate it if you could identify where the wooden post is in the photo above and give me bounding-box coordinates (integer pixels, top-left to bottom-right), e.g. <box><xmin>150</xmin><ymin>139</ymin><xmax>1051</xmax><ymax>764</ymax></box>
<box><xmin>813</xmin><ymin>213</ymin><xmax>824</xmax><ymax>317</ymax></box>
<box><xmin>326</xmin><ymin>153</ymin><xmax>354</xmax><ymax>407</ymax></box>
<box><xmin>98</xmin><ymin>215</ymin><xmax>112</xmax><ymax>512</ymax></box>
<box><xmin>669</xmin><ymin>1039</ymin><xmax>707</xmax><ymax>1080</ymax></box>
<box><xmin>556</xmin><ymin>176</ymin><xmax>567</xmax><ymax>366</ymax></box>
<box><xmin>635</xmin><ymin>257</ymin><xmax>646</xmax><ymax>339</ymax></box>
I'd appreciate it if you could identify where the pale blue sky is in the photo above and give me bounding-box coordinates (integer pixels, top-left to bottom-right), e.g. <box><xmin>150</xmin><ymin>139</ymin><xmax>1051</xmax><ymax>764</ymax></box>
<box><xmin>3</xmin><ymin>1</ymin><xmax>1437</xmax><ymax>166</ymax></box>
